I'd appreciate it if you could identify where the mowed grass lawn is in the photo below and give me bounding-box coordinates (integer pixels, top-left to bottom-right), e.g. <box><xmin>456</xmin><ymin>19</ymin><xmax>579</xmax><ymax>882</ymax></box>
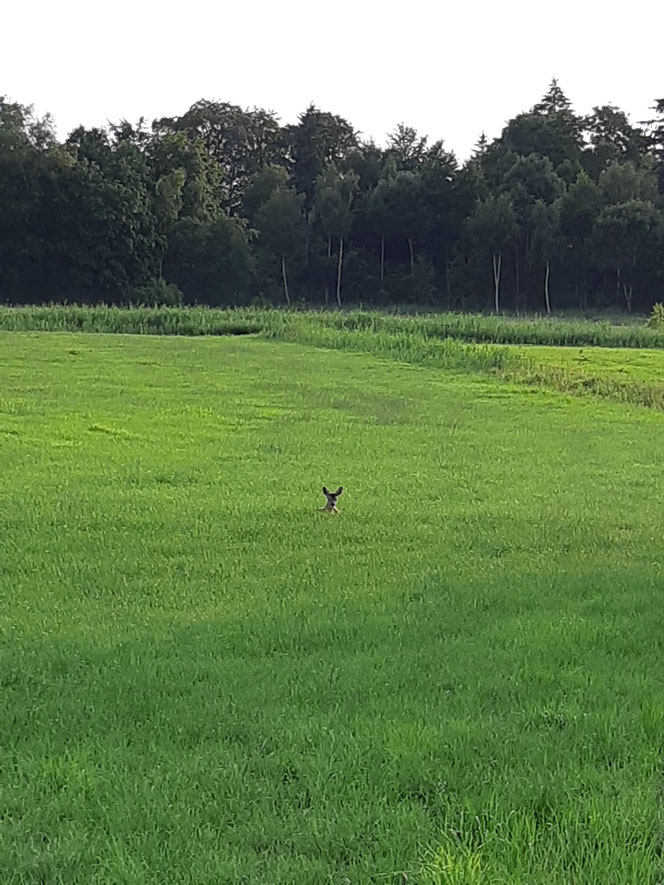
<box><xmin>1</xmin><ymin>332</ymin><xmax>663</xmax><ymax>884</ymax></box>
<box><xmin>524</xmin><ymin>344</ymin><xmax>664</xmax><ymax>385</ymax></box>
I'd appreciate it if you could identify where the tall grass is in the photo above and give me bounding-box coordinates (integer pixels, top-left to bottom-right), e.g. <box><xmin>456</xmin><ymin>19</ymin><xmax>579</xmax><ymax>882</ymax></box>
<box><xmin>259</xmin><ymin>310</ymin><xmax>522</xmax><ymax>373</ymax></box>
<box><xmin>2</xmin><ymin>304</ymin><xmax>664</xmax><ymax>348</ymax></box>
<box><xmin>0</xmin><ymin>304</ymin><xmax>261</xmax><ymax>336</ymax></box>
<box><xmin>280</xmin><ymin>309</ymin><xmax>664</xmax><ymax>348</ymax></box>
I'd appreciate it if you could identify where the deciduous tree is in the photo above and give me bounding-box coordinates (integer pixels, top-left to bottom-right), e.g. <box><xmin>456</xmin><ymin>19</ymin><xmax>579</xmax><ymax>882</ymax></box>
<box><xmin>255</xmin><ymin>185</ymin><xmax>305</xmax><ymax>305</ymax></box>
<box><xmin>467</xmin><ymin>194</ymin><xmax>518</xmax><ymax>313</ymax></box>
<box><xmin>313</xmin><ymin>164</ymin><xmax>359</xmax><ymax>306</ymax></box>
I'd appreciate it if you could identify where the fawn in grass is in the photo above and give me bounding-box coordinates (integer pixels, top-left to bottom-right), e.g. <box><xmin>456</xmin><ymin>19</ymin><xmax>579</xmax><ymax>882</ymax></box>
<box><xmin>320</xmin><ymin>486</ymin><xmax>343</xmax><ymax>514</ymax></box>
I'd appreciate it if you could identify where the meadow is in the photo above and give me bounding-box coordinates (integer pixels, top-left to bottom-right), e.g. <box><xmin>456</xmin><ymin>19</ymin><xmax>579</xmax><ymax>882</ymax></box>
<box><xmin>2</xmin><ymin>304</ymin><xmax>664</xmax><ymax>413</ymax></box>
<box><xmin>509</xmin><ymin>344</ymin><xmax>664</xmax><ymax>411</ymax></box>
<box><xmin>524</xmin><ymin>343</ymin><xmax>664</xmax><ymax>384</ymax></box>
<box><xmin>2</xmin><ymin>324</ymin><xmax>664</xmax><ymax>883</ymax></box>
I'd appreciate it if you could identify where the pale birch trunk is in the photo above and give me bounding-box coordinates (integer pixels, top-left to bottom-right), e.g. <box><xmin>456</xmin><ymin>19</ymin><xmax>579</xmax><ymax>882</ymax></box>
<box><xmin>336</xmin><ymin>236</ymin><xmax>344</xmax><ymax>307</ymax></box>
<box><xmin>325</xmin><ymin>236</ymin><xmax>331</xmax><ymax>305</ymax></box>
<box><xmin>514</xmin><ymin>245</ymin><xmax>520</xmax><ymax>312</ymax></box>
<box><xmin>492</xmin><ymin>252</ymin><xmax>502</xmax><ymax>313</ymax></box>
<box><xmin>281</xmin><ymin>255</ymin><xmax>290</xmax><ymax>306</ymax></box>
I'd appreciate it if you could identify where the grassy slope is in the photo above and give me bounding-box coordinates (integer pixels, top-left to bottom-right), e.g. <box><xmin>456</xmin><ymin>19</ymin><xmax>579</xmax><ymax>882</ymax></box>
<box><xmin>2</xmin><ymin>332</ymin><xmax>664</xmax><ymax>883</ymax></box>
<box><xmin>2</xmin><ymin>306</ymin><xmax>662</xmax><ymax>413</ymax></box>
<box><xmin>507</xmin><ymin>345</ymin><xmax>664</xmax><ymax>411</ymax></box>
<box><xmin>524</xmin><ymin>344</ymin><xmax>664</xmax><ymax>383</ymax></box>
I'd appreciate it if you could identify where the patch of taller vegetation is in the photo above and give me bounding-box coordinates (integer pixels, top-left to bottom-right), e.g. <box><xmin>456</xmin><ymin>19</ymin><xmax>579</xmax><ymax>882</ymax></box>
<box><xmin>3</xmin><ymin>305</ymin><xmax>664</xmax><ymax>349</ymax></box>
<box><xmin>263</xmin><ymin>309</ymin><xmax>664</xmax><ymax>349</ymax></box>
<box><xmin>647</xmin><ymin>302</ymin><xmax>664</xmax><ymax>330</ymax></box>
<box><xmin>0</xmin><ymin>305</ymin><xmax>261</xmax><ymax>336</ymax></box>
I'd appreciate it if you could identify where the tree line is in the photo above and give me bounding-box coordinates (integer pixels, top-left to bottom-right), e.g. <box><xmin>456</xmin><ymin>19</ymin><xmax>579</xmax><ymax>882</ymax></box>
<box><xmin>2</xmin><ymin>80</ymin><xmax>664</xmax><ymax>313</ymax></box>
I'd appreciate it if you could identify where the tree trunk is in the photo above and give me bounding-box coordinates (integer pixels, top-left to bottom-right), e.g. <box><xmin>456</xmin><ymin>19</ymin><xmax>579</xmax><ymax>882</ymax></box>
<box><xmin>626</xmin><ymin>246</ymin><xmax>637</xmax><ymax>312</ymax></box>
<box><xmin>544</xmin><ymin>260</ymin><xmax>551</xmax><ymax>314</ymax></box>
<box><xmin>445</xmin><ymin>243</ymin><xmax>451</xmax><ymax>300</ymax></box>
<box><xmin>325</xmin><ymin>236</ymin><xmax>331</xmax><ymax>305</ymax></box>
<box><xmin>336</xmin><ymin>236</ymin><xmax>344</xmax><ymax>307</ymax></box>
<box><xmin>281</xmin><ymin>254</ymin><xmax>290</xmax><ymax>306</ymax></box>
<box><xmin>380</xmin><ymin>234</ymin><xmax>385</xmax><ymax>281</ymax></box>
<box><xmin>408</xmin><ymin>237</ymin><xmax>415</xmax><ymax>276</ymax></box>
<box><xmin>304</xmin><ymin>211</ymin><xmax>311</xmax><ymax>265</ymax></box>
<box><xmin>492</xmin><ymin>252</ymin><xmax>502</xmax><ymax>313</ymax></box>
<box><xmin>514</xmin><ymin>245</ymin><xmax>520</xmax><ymax>313</ymax></box>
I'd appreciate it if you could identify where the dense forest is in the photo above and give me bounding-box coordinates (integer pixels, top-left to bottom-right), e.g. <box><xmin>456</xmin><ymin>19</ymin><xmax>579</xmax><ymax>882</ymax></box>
<box><xmin>2</xmin><ymin>81</ymin><xmax>664</xmax><ymax>313</ymax></box>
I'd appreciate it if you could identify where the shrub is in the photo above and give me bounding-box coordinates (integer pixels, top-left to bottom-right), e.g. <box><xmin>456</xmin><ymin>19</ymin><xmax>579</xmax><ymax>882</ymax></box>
<box><xmin>647</xmin><ymin>302</ymin><xmax>664</xmax><ymax>330</ymax></box>
<box><xmin>127</xmin><ymin>279</ymin><xmax>183</xmax><ymax>307</ymax></box>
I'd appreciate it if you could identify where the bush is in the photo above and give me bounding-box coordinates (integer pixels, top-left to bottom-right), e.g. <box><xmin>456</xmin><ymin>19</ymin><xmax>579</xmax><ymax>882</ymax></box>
<box><xmin>127</xmin><ymin>279</ymin><xmax>183</xmax><ymax>307</ymax></box>
<box><xmin>647</xmin><ymin>302</ymin><xmax>664</xmax><ymax>330</ymax></box>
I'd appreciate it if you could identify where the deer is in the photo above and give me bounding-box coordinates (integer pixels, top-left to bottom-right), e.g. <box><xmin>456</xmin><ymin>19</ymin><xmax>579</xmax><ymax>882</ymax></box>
<box><xmin>320</xmin><ymin>486</ymin><xmax>343</xmax><ymax>514</ymax></box>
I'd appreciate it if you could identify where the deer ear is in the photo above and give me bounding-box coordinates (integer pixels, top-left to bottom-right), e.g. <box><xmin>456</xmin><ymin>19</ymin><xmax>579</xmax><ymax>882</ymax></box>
<box><xmin>323</xmin><ymin>486</ymin><xmax>329</xmax><ymax>495</ymax></box>
<box><xmin>335</xmin><ymin>487</ymin><xmax>343</xmax><ymax>496</ymax></box>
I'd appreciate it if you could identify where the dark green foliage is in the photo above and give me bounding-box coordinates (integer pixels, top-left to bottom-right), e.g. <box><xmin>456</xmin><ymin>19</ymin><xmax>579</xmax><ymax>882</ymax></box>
<box><xmin>242</xmin><ymin>164</ymin><xmax>290</xmax><ymax>224</ymax></box>
<box><xmin>255</xmin><ymin>186</ymin><xmax>305</xmax><ymax>303</ymax></box>
<box><xmin>127</xmin><ymin>279</ymin><xmax>184</xmax><ymax>307</ymax></box>
<box><xmin>286</xmin><ymin>104</ymin><xmax>358</xmax><ymax>214</ymax></box>
<box><xmin>640</xmin><ymin>98</ymin><xmax>664</xmax><ymax>190</ymax></box>
<box><xmin>583</xmin><ymin>105</ymin><xmax>646</xmax><ymax>179</ymax></box>
<box><xmin>505</xmin><ymin>79</ymin><xmax>584</xmax><ymax>171</ymax></box>
<box><xmin>148</xmin><ymin>130</ymin><xmax>222</xmax><ymax>222</ymax></box>
<box><xmin>164</xmin><ymin>216</ymin><xmax>252</xmax><ymax>305</ymax></box>
<box><xmin>591</xmin><ymin>200</ymin><xmax>663</xmax><ymax>310</ymax></box>
<box><xmin>466</xmin><ymin>194</ymin><xmax>519</xmax><ymax>312</ymax></box>
<box><xmin>2</xmin><ymin>82</ymin><xmax>664</xmax><ymax>312</ymax></box>
<box><xmin>153</xmin><ymin>100</ymin><xmax>284</xmax><ymax>214</ymax></box>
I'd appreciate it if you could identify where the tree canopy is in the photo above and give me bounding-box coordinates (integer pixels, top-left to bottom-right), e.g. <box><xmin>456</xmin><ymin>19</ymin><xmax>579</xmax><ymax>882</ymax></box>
<box><xmin>2</xmin><ymin>81</ymin><xmax>664</xmax><ymax>312</ymax></box>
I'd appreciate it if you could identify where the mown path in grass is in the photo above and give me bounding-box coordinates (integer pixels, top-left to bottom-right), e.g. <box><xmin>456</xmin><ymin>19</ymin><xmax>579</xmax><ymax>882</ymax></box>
<box><xmin>1</xmin><ymin>332</ymin><xmax>664</xmax><ymax>883</ymax></box>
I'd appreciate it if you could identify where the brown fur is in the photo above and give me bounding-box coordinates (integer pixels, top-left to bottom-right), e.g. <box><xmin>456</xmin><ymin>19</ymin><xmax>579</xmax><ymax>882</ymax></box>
<box><xmin>320</xmin><ymin>485</ymin><xmax>343</xmax><ymax>514</ymax></box>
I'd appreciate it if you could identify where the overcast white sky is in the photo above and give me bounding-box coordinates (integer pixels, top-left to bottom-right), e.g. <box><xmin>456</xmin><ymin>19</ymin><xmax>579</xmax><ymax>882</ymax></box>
<box><xmin>3</xmin><ymin>0</ymin><xmax>662</xmax><ymax>160</ymax></box>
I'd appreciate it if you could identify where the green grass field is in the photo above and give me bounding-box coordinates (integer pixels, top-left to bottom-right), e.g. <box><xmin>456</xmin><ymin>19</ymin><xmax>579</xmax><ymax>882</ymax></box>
<box><xmin>2</xmin><ymin>330</ymin><xmax>664</xmax><ymax>883</ymax></box>
<box><xmin>525</xmin><ymin>344</ymin><xmax>664</xmax><ymax>383</ymax></box>
<box><xmin>506</xmin><ymin>344</ymin><xmax>664</xmax><ymax>411</ymax></box>
<box><xmin>2</xmin><ymin>305</ymin><xmax>662</xmax><ymax>413</ymax></box>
